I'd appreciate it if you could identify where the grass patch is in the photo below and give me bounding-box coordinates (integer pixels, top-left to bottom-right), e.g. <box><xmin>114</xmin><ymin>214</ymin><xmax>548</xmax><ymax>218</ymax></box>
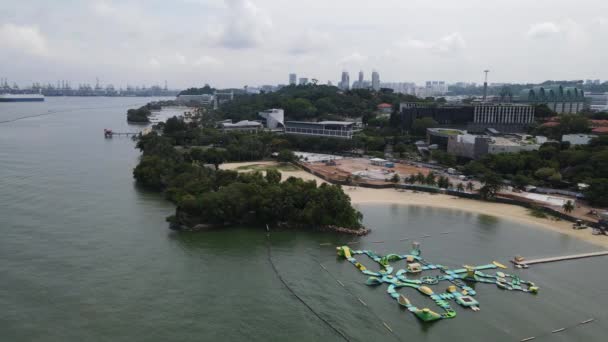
<box><xmin>528</xmin><ymin>206</ymin><xmax>548</xmax><ymax>218</ymax></box>
<box><xmin>235</xmin><ymin>163</ymin><xmax>300</xmax><ymax>172</ymax></box>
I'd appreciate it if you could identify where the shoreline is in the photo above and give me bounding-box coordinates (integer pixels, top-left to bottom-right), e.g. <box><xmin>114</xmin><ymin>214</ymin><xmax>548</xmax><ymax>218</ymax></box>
<box><xmin>221</xmin><ymin>161</ymin><xmax>608</xmax><ymax>249</ymax></box>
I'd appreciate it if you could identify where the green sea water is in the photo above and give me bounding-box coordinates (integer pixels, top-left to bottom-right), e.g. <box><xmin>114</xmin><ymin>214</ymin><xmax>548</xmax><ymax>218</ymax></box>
<box><xmin>1</xmin><ymin>97</ymin><xmax>606</xmax><ymax>341</ymax></box>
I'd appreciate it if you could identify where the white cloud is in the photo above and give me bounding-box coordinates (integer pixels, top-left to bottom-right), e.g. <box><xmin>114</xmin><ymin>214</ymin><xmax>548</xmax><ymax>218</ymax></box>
<box><xmin>339</xmin><ymin>52</ymin><xmax>368</xmax><ymax>65</ymax></box>
<box><xmin>194</xmin><ymin>55</ymin><xmax>223</xmax><ymax>67</ymax></box>
<box><xmin>91</xmin><ymin>0</ymin><xmax>117</xmax><ymax>16</ymax></box>
<box><xmin>288</xmin><ymin>30</ymin><xmax>331</xmax><ymax>55</ymax></box>
<box><xmin>217</xmin><ymin>0</ymin><xmax>272</xmax><ymax>49</ymax></box>
<box><xmin>0</xmin><ymin>23</ymin><xmax>49</xmax><ymax>56</ymax></box>
<box><xmin>398</xmin><ymin>32</ymin><xmax>466</xmax><ymax>55</ymax></box>
<box><xmin>526</xmin><ymin>22</ymin><xmax>561</xmax><ymax>39</ymax></box>
<box><xmin>148</xmin><ymin>58</ymin><xmax>160</xmax><ymax>67</ymax></box>
<box><xmin>174</xmin><ymin>53</ymin><xmax>187</xmax><ymax>65</ymax></box>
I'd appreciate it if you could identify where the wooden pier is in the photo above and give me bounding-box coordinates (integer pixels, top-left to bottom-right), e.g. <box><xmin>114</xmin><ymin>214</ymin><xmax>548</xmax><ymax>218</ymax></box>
<box><xmin>104</xmin><ymin>129</ymin><xmax>138</xmax><ymax>138</ymax></box>
<box><xmin>514</xmin><ymin>251</ymin><xmax>608</xmax><ymax>266</ymax></box>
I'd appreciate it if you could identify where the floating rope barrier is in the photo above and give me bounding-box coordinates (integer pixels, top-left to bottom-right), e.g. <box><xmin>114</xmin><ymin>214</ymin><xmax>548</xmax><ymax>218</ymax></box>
<box><xmin>320</xmin><ymin>232</ymin><xmax>455</xmax><ymax>247</ymax></box>
<box><xmin>266</xmin><ymin>235</ymin><xmax>350</xmax><ymax>342</ymax></box>
<box><xmin>518</xmin><ymin>317</ymin><xmax>595</xmax><ymax>341</ymax></box>
<box><xmin>318</xmin><ymin>261</ymin><xmax>403</xmax><ymax>342</ymax></box>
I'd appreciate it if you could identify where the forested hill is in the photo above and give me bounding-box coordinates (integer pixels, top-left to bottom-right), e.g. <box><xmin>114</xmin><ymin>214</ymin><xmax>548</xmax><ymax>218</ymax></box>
<box><xmin>217</xmin><ymin>85</ymin><xmax>420</xmax><ymax>122</ymax></box>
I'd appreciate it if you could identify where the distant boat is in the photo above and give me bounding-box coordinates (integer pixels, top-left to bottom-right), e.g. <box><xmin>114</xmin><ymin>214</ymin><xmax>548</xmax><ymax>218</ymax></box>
<box><xmin>0</xmin><ymin>94</ymin><xmax>45</xmax><ymax>102</ymax></box>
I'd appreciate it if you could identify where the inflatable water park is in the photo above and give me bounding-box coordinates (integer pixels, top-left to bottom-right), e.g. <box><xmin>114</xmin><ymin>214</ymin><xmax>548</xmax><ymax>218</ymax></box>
<box><xmin>336</xmin><ymin>242</ymin><xmax>539</xmax><ymax>322</ymax></box>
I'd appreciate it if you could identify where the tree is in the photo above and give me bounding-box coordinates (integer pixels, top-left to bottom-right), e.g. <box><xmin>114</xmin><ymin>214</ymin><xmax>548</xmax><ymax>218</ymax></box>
<box><xmin>412</xmin><ymin>117</ymin><xmax>439</xmax><ymax>136</ymax></box>
<box><xmin>203</xmin><ymin>148</ymin><xmax>227</xmax><ymax>170</ymax></box>
<box><xmin>284</xmin><ymin>98</ymin><xmax>317</xmax><ymax>120</ymax></box>
<box><xmin>584</xmin><ymin>178</ymin><xmax>608</xmax><ymax>207</ymax></box>
<box><xmin>265</xmin><ymin>169</ymin><xmax>282</xmax><ymax>184</ymax></box>
<box><xmin>479</xmin><ymin>171</ymin><xmax>503</xmax><ymax>200</ymax></box>
<box><xmin>425</xmin><ymin>172</ymin><xmax>437</xmax><ymax>186</ymax></box>
<box><xmin>562</xmin><ymin>200</ymin><xmax>575</xmax><ymax>214</ymax></box>
<box><xmin>534</xmin><ymin>104</ymin><xmax>555</xmax><ymax>119</ymax></box>
<box><xmin>415</xmin><ymin>172</ymin><xmax>426</xmax><ymax>184</ymax></box>
<box><xmin>437</xmin><ymin>176</ymin><xmax>450</xmax><ymax>189</ymax></box>
<box><xmin>456</xmin><ymin>183</ymin><xmax>465</xmax><ymax>192</ymax></box>
<box><xmin>390</xmin><ymin>173</ymin><xmax>400</xmax><ymax>183</ymax></box>
<box><xmin>277</xmin><ymin>149</ymin><xmax>296</xmax><ymax>163</ymax></box>
<box><xmin>466</xmin><ymin>181</ymin><xmax>475</xmax><ymax>192</ymax></box>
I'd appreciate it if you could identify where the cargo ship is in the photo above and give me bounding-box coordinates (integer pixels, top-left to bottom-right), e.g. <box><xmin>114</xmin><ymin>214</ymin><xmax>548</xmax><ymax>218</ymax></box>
<box><xmin>0</xmin><ymin>94</ymin><xmax>45</xmax><ymax>102</ymax></box>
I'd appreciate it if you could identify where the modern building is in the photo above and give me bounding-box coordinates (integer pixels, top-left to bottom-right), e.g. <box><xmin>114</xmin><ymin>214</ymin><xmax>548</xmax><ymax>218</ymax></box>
<box><xmin>219</xmin><ymin>120</ymin><xmax>262</xmax><ymax>132</ymax></box>
<box><xmin>586</xmin><ymin>92</ymin><xmax>608</xmax><ymax>111</ymax></box>
<box><xmin>298</xmin><ymin>78</ymin><xmax>309</xmax><ymax>85</ymax></box>
<box><xmin>289</xmin><ymin>73</ymin><xmax>297</xmax><ymax>86</ymax></box>
<box><xmin>517</xmin><ymin>85</ymin><xmax>585</xmax><ymax>113</ymax></box>
<box><xmin>400</xmin><ymin>102</ymin><xmax>474</xmax><ymax>130</ymax></box>
<box><xmin>447</xmin><ymin>132</ymin><xmax>545</xmax><ymax>159</ymax></box>
<box><xmin>400</xmin><ymin>102</ymin><xmax>535</xmax><ymax>133</ymax></box>
<box><xmin>176</xmin><ymin>94</ymin><xmax>214</xmax><ymax>105</ymax></box>
<box><xmin>377</xmin><ymin>103</ymin><xmax>392</xmax><ymax>114</ymax></box>
<box><xmin>468</xmin><ymin>103</ymin><xmax>535</xmax><ymax>132</ymax></box>
<box><xmin>371</xmin><ymin>71</ymin><xmax>380</xmax><ymax>91</ymax></box>
<box><xmin>426</xmin><ymin>128</ymin><xmax>467</xmax><ymax>150</ymax></box>
<box><xmin>258</xmin><ymin>109</ymin><xmax>285</xmax><ymax>129</ymax></box>
<box><xmin>340</xmin><ymin>72</ymin><xmax>350</xmax><ymax>91</ymax></box>
<box><xmin>284</xmin><ymin>121</ymin><xmax>354</xmax><ymax>139</ymax></box>
<box><xmin>562</xmin><ymin>134</ymin><xmax>598</xmax><ymax>146</ymax></box>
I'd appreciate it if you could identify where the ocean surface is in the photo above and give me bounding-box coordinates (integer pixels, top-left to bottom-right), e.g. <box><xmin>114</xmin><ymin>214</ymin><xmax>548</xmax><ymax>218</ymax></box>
<box><xmin>1</xmin><ymin>97</ymin><xmax>606</xmax><ymax>341</ymax></box>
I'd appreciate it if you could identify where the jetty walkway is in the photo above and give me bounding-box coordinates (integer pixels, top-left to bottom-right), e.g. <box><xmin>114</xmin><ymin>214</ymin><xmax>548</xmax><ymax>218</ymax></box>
<box><xmin>514</xmin><ymin>251</ymin><xmax>608</xmax><ymax>266</ymax></box>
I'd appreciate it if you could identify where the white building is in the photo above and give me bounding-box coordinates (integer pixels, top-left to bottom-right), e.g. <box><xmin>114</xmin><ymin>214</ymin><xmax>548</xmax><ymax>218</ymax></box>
<box><xmin>562</xmin><ymin>134</ymin><xmax>598</xmax><ymax>146</ymax></box>
<box><xmin>372</xmin><ymin>71</ymin><xmax>380</xmax><ymax>91</ymax></box>
<box><xmin>220</xmin><ymin>120</ymin><xmax>262</xmax><ymax>132</ymax></box>
<box><xmin>176</xmin><ymin>94</ymin><xmax>214</xmax><ymax>105</ymax></box>
<box><xmin>340</xmin><ymin>72</ymin><xmax>350</xmax><ymax>90</ymax></box>
<box><xmin>285</xmin><ymin>121</ymin><xmax>354</xmax><ymax>139</ymax></box>
<box><xmin>258</xmin><ymin>109</ymin><xmax>285</xmax><ymax>129</ymax></box>
<box><xmin>298</xmin><ymin>78</ymin><xmax>309</xmax><ymax>85</ymax></box>
<box><xmin>586</xmin><ymin>92</ymin><xmax>608</xmax><ymax>111</ymax></box>
<box><xmin>473</xmin><ymin>103</ymin><xmax>535</xmax><ymax>124</ymax></box>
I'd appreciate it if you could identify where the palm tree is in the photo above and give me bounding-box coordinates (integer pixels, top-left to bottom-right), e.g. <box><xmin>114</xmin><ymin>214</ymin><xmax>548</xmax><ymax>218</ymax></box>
<box><xmin>562</xmin><ymin>200</ymin><xmax>575</xmax><ymax>214</ymax></box>
<box><xmin>425</xmin><ymin>172</ymin><xmax>436</xmax><ymax>186</ymax></box>
<box><xmin>457</xmin><ymin>183</ymin><xmax>465</xmax><ymax>192</ymax></box>
<box><xmin>466</xmin><ymin>181</ymin><xmax>475</xmax><ymax>192</ymax></box>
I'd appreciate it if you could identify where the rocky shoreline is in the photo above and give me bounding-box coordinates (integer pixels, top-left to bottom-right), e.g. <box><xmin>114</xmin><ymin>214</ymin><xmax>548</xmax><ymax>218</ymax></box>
<box><xmin>169</xmin><ymin>211</ymin><xmax>370</xmax><ymax>235</ymax></box>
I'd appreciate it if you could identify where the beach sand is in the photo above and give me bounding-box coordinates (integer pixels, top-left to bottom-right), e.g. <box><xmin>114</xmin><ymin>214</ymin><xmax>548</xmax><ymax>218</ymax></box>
<box><xmin>221</xmin><ymin>162</ymin><xmax>608</xmax><ymax>249</ymax></box>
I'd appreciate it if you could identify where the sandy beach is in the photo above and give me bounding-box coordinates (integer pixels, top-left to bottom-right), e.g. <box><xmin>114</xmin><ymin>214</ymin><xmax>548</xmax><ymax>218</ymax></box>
<box><xmin>222</xmin><ymin>162</ymin><xmax>608</xmax><ymax>249</ymax></box>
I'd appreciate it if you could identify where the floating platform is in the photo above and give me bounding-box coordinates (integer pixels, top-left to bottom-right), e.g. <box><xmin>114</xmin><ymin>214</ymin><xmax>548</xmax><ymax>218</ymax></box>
<box><xmin>335</xmin><ymin>243</ymin><xmax>538</xmax><ymax>323</ymax></box>
<box><xmin>513</xmin><ymin>251</ymin><xmax>608</xmax><ymax>266</ymax></box>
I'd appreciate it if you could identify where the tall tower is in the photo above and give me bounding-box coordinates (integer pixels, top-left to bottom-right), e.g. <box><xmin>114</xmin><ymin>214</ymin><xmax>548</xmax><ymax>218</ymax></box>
<box><xmin>358</xmin><ymin>70</ymin><xmax>364</xmax><ymax>88</ymax></box>
<box><xmin>372</xmin><ymin>71</ymin><xmax>380</xmax><ymax>91</ymax></box>
<box><xmin>340</xmin><ymin>71</ymin><xmax>350</xmax><ymax>90</ymax></box>
<box><xmin>483</xmin><ymin>70</ymin><xmax>490</xmax><ymax>102</ymax></box>
<box><xmin>289</xmin><ymin>73</ymin><xmax>297</xmax><ymax>85</ymax></box>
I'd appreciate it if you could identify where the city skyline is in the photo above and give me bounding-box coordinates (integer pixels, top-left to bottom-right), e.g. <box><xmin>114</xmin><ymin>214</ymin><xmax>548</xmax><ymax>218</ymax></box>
<box><xmin>2</xmin><ymin>0</ymin><xmax>608</xmax><ymax>88</ymax></box>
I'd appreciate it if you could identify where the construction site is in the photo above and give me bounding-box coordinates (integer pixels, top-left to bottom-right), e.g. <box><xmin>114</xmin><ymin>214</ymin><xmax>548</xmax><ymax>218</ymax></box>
<box><xmin>298</xmin><ymin>154</ymin><xmax>433</xmax><ymax>186</ymax></box>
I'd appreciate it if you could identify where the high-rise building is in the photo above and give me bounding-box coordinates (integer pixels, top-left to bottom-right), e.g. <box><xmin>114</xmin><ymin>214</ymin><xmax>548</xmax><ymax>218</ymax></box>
<box><xmin>340</xmin><ymin>71</ymin><xmax>350</xmax><ymax>90</ymax></box>
<box><xmin>289</xmin><ymin>73</ymin><xmax>297</xmax><ymax>85</ymax></box>
<box><xmin>298</xmin><ymin>78</ymin><xmax>308</xmax><ymax>85</ymax></box>
<box><xmin>372</xmin><ymin>71</ymin><xmax>380</xmax><ymax>91</ymax></box>
<box><xmin>358</xmin><ymin>71</ymin><xmax>364</xmax><ymax>84</ymax></box>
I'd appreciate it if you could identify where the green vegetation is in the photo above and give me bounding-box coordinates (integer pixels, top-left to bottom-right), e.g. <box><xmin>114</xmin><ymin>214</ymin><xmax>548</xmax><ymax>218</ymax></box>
<box><xmin>178</xmin><ymin>84</ymin><xmax>215</xmax><ymax>96</ymax></box>
<box><xmin>462</xmin><ymin>136</ymin><xmax>608</xmax><ymax>206</ymax></box>
<box><xmin>217</xmin><ymin>84</ymin><xmax>417</xmax><ymax>124</ymax></box>
<box><xmin>235</xmin><ymin>163</ymin><xmax>300</xmax><ymax>172</ymax></box>
<box><xmin>127</xmin><ymin>106</ymin><xmax>152</xmax><ymax>123</ymax></box>
<box><xmin>133</xmin><ymin>133</ymin><xmax>363</xmax><ymax>230</ymax></box>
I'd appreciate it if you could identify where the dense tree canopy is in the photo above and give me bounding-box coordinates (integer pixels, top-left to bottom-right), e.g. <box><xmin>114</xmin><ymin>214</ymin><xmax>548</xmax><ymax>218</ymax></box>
<box><xmin>133</xmin><ymin>132</ymin><xmax>363</xmax><ymax>230</ymax></box>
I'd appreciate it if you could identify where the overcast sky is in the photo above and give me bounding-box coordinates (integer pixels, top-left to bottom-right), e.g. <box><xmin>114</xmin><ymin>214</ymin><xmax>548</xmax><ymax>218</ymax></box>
<box><xmin>1</xmin><ymin>0</ymin><xmax>607</xmax><ymax>89</ymax></box>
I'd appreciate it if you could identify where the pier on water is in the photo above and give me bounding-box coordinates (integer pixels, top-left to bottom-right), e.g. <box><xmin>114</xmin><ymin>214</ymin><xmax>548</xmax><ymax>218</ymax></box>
<box><xmin>514</xmin><ymin>251</ymin><xmax>608</xmax><ymax>266</ymax></box>
<box><xmin>104</xmin><ymin>128</ymin><xmax>151</xmax><ymax>138</ymax></box>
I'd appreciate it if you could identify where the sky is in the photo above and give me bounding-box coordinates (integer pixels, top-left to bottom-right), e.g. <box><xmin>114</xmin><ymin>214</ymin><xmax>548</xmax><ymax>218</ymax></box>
<box><xmin>1</xmin><ymin>0</ymin><xmax>607</xmax><ymax>89</ymax></box>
